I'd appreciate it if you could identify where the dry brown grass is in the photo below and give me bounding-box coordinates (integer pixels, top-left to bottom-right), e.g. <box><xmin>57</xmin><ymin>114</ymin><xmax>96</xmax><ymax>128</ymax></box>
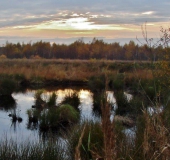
<box><xmin>101</xmin><ymin>101</ymin><xmax>116</xmax><ymax>160</ymax></box>
<box><xmin>0</xmin><ymin>59</ymin><xmax>156</xmax><ymax>84</ymax></box>
<box><xmin>75</xmin><ymin>124</ymin><xmax>87</xmax><ymax>160</ymax></box>
<box><xmin>0</xmin><ymin>59</ymin><xmax>108</xmax><ymax>81</ymax></box>
<box><xmin>142</xmin><ymin>109</ymin><xmax>170</xmax><ymax>160</ymax></box>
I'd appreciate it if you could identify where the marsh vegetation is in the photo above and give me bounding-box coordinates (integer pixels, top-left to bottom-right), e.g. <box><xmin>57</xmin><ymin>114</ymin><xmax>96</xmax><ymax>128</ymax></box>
<box><xmin>0</xmin><ymin>58</ymin><xmax>169</xmax><ymax>160</ymax></box>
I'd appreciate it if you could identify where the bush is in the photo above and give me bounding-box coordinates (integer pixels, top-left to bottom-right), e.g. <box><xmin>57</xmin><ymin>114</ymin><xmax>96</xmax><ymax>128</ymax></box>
<box><xmin>34</xmin><ymin>90</ymin><xmax>46</xmax><ymax>108</ymax></box>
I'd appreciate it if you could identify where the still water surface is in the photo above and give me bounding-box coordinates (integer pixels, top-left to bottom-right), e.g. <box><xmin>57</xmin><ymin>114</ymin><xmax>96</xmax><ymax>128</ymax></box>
<box><xmin>0</xmin><ymin>88</ymin><xmax>116</xmax><ymax>142</ymax></box>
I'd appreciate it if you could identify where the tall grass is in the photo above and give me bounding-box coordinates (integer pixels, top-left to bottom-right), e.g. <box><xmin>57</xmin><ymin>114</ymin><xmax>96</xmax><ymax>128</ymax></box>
<box><xmin>1</xmin><ymin>104</ymin><xmax>170</xmax><ymax>160</ymax></box>
<box><xmin>67</xmin><ymin>120</ymin><xmax>104</xmax><ymax>160</ymax></box>
<box><xmin>0</xmin><ymin>59</ymin><xmax>155</xmax><ymax>88</ymax></box>
<box><xmin>60</xmin><ymin>91</ymin><xmax>80</xmax><ymax>111</ymax></box>
<box><xmin>0</xmin><ymin>138</ymin><xmax>68</xmax><ymax>160</ymax></box>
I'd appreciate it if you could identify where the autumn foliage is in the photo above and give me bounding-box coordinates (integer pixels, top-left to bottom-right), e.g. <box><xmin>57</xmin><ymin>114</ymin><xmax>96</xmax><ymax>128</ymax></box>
<box><xmin>0</xmin><ymin>38</ymin><xmax>167</xmax><ymax>60</ymax></box>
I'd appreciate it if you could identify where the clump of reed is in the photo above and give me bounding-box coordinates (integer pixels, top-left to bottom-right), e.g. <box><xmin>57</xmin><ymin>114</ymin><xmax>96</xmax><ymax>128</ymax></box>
<box><xmin>67</xmin><ymin>120</ymin><xmax>104</xmax><ymax>160</ymax></box>
<box><xmin>33</xmin><ymin>90</ymin><xmax>57</xmax><ymax>108</ymax></box>
<box><xmin>133</xmin><ymin>108</ymin><xmax>170</xmax><ymax>160</ymax></box>
<box><xmin>100</xmin><ymin>95</ymin><xmax>116</xmax><ymax>160</ymax></box>
<box><xmin>60</xmin><ymin>91</ymin><xmax>80</xmax><ymax>111</ymax></box>
<box><xmin>0</xmin><ymin>138</ymin><xmax>67</xmax><ymax>160</ymax></box>
<box><xmin>39</xmin><ymin>104</ymin><xmax>80</xmax><ymax>132</ymax></box>
<box><xmin>47</xmin><ymin>92</ymin><xmax>57</xmax><ymax>107</ymax></box>
<box><xmin>68</xmin><ymin>93</ymin><xmax>116</xmax><ymax>160</ymax></box>
<box><xmin>56</xmin><ymin>104</ymin><xmax>80</xmax><ymax>125</ymax></box>
<box><xmin>31</xmin><ymin>89</ymin><xmax>80</xmax><ymax>132</ymax></box>
<box><xmin>114</xmin><ymin>90</ymin><xmax>130</xmax><ymax>116</ymax></box>
<box><xmin>34</xmin><ymin>90</ymin><xmax>46</xmax><ymax>108</ymax></box>
<box><xmin>27</xmin><ymin>108</ymin><xmax>39</xmax><ymax>123</ymax></box>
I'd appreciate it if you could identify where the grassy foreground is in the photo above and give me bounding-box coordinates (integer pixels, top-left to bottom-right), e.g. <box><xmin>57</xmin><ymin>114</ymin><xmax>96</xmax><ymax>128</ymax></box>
<box><xmin>0</xmin><ymin>106</ymin><xmax>170</xmax><ymax>160</ymax></box>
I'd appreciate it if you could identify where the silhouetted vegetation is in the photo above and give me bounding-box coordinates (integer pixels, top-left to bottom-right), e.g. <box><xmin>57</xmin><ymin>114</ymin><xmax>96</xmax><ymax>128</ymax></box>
<box><xmin>0</xmin><ymin>95</ymin><xmax>16</xmax><ymax>111</ymax></box>
<box><xmin>59</xmin><ymin>91</ymin><xmax>80</xmax><ymax>111</ymax></box>
<box><xmin>0</xmin><ymin>79</ymin><xmax>16</xmax><ymax>95</ymax></box>
<box><xmin>0</xmin><ymin>38</ymin><xmax>167</xmax><ymax>60</ymax></box>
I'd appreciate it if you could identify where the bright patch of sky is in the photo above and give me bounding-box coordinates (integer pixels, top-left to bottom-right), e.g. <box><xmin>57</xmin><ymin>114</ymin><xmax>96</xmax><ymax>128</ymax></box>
<box><xmin>0</xmin><ymin>0</ymin><xmax>170</xmax><ymax>44</ymax></box>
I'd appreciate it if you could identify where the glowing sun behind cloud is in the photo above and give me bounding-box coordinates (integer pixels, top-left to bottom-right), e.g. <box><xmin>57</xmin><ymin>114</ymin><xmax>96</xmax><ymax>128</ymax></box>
<box><xmin>34</xmin><ymin>17</ymin><xmax>116</xmax><ymax>31</ymax></box>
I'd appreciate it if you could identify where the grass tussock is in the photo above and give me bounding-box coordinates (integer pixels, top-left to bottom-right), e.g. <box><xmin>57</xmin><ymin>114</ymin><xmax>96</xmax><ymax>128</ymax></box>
<box><xmin>0</xmin><ymin>138</ymin><xmax>68</xmax><ymax>160</ymax></box>
<box><xmin>60</xmin><ymin>91</ymin><xmax>80</xmax><ymax>110</ymax></box>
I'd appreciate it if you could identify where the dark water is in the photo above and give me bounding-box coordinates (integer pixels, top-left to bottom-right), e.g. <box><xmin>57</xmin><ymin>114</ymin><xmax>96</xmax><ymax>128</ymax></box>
<box><xmin>0</xmin><ymin>87</ymin><xmax>135</xmax><ymax>142</ymax></box>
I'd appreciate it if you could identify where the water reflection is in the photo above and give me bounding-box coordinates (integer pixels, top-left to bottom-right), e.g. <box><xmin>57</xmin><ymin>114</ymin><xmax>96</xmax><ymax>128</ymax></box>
<box><xmin>147</xmin><ymin>105</ymin><xmax>163</xmax><ymax>115</ymax></box>
<box><xmin>2</xmin><ymin>88</ymin><xmax>94</xmax><ymax>142</ymax></box>
<box><xmin>0</xmin><ymin>87</ymin><xmax>133</xmax><ymax>143</ymax></box>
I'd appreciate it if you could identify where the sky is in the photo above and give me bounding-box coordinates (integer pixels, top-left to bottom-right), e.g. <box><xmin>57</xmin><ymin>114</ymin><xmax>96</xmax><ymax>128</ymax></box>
<box><xmin>0</xmin><ymin>0</ymin><xmax>170</xmax><ymax>45</ymax></box>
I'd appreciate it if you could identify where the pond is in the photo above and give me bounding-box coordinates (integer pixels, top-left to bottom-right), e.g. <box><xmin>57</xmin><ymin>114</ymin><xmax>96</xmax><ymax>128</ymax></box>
<box><xmin>0</xmin><ymin>87</ymin><xmax>117</xmax><ymax>142</ymax></box>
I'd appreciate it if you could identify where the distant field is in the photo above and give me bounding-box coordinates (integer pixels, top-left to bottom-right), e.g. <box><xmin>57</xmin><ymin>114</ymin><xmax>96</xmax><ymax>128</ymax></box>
<box><xmin>0</xmin><ymin>59</ymin><xmax>153</xmax><ymax>82</ymax></box>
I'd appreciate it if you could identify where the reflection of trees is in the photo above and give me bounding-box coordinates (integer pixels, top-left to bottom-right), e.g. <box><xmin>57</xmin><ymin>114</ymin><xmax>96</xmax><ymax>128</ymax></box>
<box><xmin>0</xmin><ymin>95</ymin><xmax>16</xmax><ymax>111</ymax></box>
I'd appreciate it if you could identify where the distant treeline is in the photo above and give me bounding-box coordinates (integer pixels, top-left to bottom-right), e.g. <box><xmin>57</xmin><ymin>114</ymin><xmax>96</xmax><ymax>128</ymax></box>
<box><xmin>0</xmin><ymin>38</ymin><xmax>168</xmax><ymax>60</ymax></box>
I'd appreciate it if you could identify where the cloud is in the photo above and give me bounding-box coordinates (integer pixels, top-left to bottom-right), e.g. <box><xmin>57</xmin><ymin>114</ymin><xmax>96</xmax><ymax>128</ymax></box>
<box><xmin>0</xmin><ymin>0</ymin><xmax>170</xmax><ymax>42</ymax></box>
